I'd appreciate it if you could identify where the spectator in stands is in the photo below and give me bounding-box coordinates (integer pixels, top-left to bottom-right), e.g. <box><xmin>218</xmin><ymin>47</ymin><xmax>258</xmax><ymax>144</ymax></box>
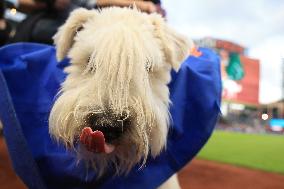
<box><xmin>0</xmin><ymin>1</ymin><xmax>12</xmax><ymax>46</ymax></box>
<box><xmin>10</xmin><ymin>0</ymin><xmax>165</xmax><ymax>44</ymax></box>
<box><xmin>6</xmin><ymin>0</ymin><xmax>46</xmax><ymax>13</ymax></box>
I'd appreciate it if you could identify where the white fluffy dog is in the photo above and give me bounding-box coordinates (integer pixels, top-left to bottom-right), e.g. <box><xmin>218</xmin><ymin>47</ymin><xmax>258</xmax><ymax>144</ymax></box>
<box><xmin>49</xmin><ymin>7</ymin><xmax>191</xmax><ymax>188</ymax></box>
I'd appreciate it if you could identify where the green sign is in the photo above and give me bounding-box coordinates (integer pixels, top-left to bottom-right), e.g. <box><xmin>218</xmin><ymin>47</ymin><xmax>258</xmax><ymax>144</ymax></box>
<box><xmin>226</xmin><ymin>53</ymin><xmax>245</xmax><ymax>81</ymax></box>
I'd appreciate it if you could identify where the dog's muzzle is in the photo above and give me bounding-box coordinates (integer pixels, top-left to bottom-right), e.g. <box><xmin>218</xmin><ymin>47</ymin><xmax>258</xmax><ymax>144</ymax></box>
<box><xmin>80</xmin><ymin>111</ymin><xmax>131</xmax><ymax>154</ymax></box>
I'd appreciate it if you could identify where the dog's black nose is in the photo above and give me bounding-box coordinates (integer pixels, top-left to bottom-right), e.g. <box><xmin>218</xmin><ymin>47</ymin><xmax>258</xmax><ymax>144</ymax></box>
<box><xmin>86</xmin><ymin>111</ymin><xmax>130</xmax><ymax>143</ymax></box>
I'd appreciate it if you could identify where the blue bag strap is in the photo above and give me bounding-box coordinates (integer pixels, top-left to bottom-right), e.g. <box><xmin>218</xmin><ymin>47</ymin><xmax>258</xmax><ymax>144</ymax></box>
<box><xmin>0</xmin><ymin>70</ymin><xmax>47</xmax><ymax>189</ymax></box>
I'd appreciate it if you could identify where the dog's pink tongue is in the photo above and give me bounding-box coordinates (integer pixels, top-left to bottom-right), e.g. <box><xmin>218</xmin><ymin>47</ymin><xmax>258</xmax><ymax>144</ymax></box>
<box><xmin>80</xmin><ymin>127</ymin><xmax>115</xmax><ymax>154</ymax></box>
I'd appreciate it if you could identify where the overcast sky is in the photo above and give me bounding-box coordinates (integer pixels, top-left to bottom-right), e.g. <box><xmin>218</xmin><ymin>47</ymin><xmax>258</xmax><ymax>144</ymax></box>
<box><xmin>162</xmin><ymin>0</ymin><xmax>284</xmax><ymax>104</ymax></box>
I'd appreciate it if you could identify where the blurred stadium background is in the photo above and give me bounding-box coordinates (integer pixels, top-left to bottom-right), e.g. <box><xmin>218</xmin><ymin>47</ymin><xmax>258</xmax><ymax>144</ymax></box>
<box><xmin>0</xmin><ymin>0</ymin><xmax>284</xmax><ymax>188</ymax></box>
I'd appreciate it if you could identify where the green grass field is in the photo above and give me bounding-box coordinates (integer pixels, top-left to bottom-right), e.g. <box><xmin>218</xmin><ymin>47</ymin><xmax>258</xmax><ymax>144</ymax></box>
<box><xmin>197</xmin><ymin>131</ymin><xmax>284</xmax><ymax>174</ymax></box>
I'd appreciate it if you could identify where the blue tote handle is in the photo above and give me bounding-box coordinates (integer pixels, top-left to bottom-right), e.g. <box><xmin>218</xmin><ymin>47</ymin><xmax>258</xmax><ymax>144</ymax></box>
<box><xmin>0</xmin><ymin>70</ymin><xmax>47</xmax><ymax>189</ymax></box>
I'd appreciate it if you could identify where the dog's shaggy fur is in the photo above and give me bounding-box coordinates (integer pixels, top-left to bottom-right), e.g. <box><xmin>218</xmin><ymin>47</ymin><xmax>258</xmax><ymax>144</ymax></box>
<box><xmin>49</xmin><ymin>7</ymin><xmax>191</xmax><ymax>185</ymax></box>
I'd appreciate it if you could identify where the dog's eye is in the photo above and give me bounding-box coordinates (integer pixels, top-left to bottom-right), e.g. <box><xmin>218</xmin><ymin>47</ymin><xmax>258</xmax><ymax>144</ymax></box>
<box><xmin>76</xmin><ymin>26</ymin><xmax>84</xmax><ymax>34</ymax></box>
<box><xmin>145</xmin><ymin>58</ymin><xmax>152</xmax><ymax>72</ymax></box>
<box><xmin>86</xmin><ymin>56</ymin><xmax>96</xmax><ymax>73</ymax></box>
<box><xmin>87</xmin><ymin>56</ymin><xmax>91</xmax><ymax>63</ymax></box>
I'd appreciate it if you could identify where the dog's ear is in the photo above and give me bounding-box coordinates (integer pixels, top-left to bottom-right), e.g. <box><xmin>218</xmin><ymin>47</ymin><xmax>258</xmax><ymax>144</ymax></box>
<box><xmin>150</xmin><ymin>14</ymin><xmax>193</xmax><ymax>71</ymax></box>
<box><xmin>53</xmin><ymin>8</ymin><xmax>98</xmax><ymax>61</ymax></box>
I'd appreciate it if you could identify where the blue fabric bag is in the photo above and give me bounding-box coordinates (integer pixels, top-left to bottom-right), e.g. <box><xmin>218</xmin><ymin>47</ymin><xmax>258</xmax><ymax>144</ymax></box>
<box><xmin>0</xmin><ymin>43</ymin><xmax>221</xmax><ymax>189</ymax></box>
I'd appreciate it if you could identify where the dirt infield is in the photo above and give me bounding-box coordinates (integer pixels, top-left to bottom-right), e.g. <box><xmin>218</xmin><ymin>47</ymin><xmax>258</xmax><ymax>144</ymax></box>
<box><xmin>0</xmin><ymin>137</ymin><xmax>26</xmax><ymax>189</ymax></box>
<box><xmin>178</xmin><ymin>159</ymin><xmax>284</xmax><ymax>189</ymax></box>
<box><xmin>1</xmin><ymin>137</ymin><xmax>284</xmax><ymax>189</ymax></box>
